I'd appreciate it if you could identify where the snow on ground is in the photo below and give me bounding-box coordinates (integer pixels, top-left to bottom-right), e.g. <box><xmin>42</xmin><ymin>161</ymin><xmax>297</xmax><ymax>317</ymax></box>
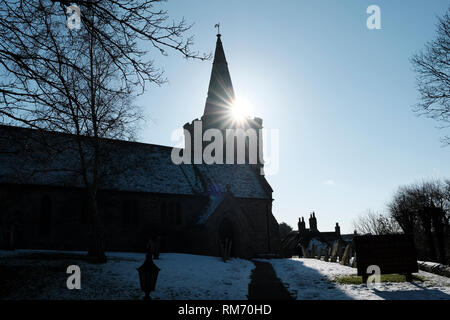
<box><xmin>267</xmin><ymin>258</ymin><xmax>450</xmax><ymax>300</ymax></box>
<box><xmin>0</xmin><ymin>250</ymin><xmax>254</xmax><ymax>300</ymax></box>
<box><xmin>2</xmin><ymin>250</ymin><xmax>449</xmax><ymax>300</ymax></box>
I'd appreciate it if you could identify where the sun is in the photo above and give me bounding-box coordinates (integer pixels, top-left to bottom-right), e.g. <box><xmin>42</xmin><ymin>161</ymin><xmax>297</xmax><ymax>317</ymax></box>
<box><xmin>231</xmin><ymin>97</ymin><xmax>252</xmax><ymax>122</ymax></box>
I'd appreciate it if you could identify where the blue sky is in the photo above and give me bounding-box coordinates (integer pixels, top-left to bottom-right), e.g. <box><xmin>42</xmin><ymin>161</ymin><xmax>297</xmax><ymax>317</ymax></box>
<box><xmin>136</xmin><ymin>0</ymin><xmax>450</xmax><ymax>233</ymax></box>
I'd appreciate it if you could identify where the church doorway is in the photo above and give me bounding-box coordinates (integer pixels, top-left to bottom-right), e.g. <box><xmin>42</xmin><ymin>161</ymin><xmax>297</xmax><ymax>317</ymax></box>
<box><xmin>218</xmin><ymin>217</ymin><xmax>237</xmax><ymax>257</ymax></box>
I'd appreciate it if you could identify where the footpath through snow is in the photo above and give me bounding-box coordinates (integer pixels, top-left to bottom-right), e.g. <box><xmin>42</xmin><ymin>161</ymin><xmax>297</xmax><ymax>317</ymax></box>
<box><xmin>1</xmin><ymin>250</ymin><xmax>449</xmax><ymax>300</ymax></box>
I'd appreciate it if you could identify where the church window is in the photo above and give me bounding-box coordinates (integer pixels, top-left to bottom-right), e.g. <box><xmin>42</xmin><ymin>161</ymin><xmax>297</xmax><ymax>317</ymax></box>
<box><xmin>175</xmin><ymin>202</ymin><xmax>182</xmax><ymax>225</ymax></box>
<box><xmin>39</xmin><ymin>195</ymin><xmax>52</xmax><ymax>236</ymax></box>
<box><xmin>131</xmin><ymin>201</ymin><xmax>139</xmax><ymax>225</ymax></box>
<box><xmin>122</xmin><ymin>200</ymin><xmax>131</xmax><ymax>225</ymax></box>
<box><xmin>169</xmin><ymin>202</ymin><xmax>176</xmax><ymax>225</ymax></box>
<box><xmin>160</xmin><ymin>202</ymin><xmax>167</xmax><ymax>225</ymax></box>
<box><xmin>80</xmin><ymin>200</ymin><xmax>88</xmax><ymax>224</ymax></box>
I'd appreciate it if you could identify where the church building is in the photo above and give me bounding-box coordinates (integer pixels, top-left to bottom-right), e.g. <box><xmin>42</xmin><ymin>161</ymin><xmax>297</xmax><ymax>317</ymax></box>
<box><xmin>0</xmin><ymin>34</ymin><xmax>280</xmax><ymax>258</ymax></box>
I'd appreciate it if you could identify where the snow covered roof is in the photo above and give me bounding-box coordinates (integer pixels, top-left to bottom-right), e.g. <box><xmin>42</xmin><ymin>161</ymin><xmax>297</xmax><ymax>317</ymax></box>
<box><xmin>0</xmin><ymin>125</ymin><xmax>272</xmax><ymax>200</ymax></box>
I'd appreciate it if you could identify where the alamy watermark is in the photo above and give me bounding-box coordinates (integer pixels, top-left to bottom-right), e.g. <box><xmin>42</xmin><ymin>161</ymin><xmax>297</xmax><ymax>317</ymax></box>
<box><xmin>367</xmin><ymin>5</ymin><xmax>381</xmax><ymax>30</ymax></box>
<box><xmin>66</xmin><ymin>265</ymin><xmax>81</xmax><ymax>289</ymax></box>
<box><xmin>366</xmin><ymin>265</ymin><xmax>381</xmax><ymax>289</ymax></box>
<box><xmin>170</xmin><ymin>120</ymin><xmax>279</xmax><ymax>176</ymax></box>
<box><xmin>66</xmin><ymin>5</ymin><xmax>81</xmax><ymax>30</ymax></box>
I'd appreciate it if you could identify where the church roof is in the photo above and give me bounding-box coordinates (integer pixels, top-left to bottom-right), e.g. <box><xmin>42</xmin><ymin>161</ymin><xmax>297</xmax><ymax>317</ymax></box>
<box><xmin>203</xmin><ymin>34</ymin><xmax>235</xmax><ymax>118</ymax></box>
<box><xmin>0</xmin><ymin>125</ymin><xmax>271</xmax><ymax>200</ymax></box>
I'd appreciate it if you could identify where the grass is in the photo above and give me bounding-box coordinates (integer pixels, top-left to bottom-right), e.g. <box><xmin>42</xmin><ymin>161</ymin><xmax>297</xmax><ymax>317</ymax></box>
<box><xmin>334</xmin><ymin>274</ymin><xmax>425</xmax><ymax>285</ymax></box>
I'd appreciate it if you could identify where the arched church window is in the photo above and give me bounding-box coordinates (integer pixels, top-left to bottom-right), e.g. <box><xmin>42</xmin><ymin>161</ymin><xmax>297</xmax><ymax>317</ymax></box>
<box><xmin>160</xmin><ymin>202</ymin><xmax>167</xmax><ymax>225</ymax></box>
<box><xmin>169</xmin><ymin>202</ymin><xmax>176</xmax><ymax>225</ymax></box>
<box><xmin>175</xmin><ymin>202</ymin><xmax>182</xmax><ymax>225</ymax></box>
<box><xmin>39</xmin><ymin>195</ymin><xmax>52</xmax><ymax>236</ymax></box>
<box><xmin>131</xmin><ymin>201</ymin><xmax>139</xmax><ymax>225</ymax></box>
<box><xmin>80</xmin><ymin>200</ymin><xmax>88</xmax><ymax>224</ymax></box>
<box><xmin>122</xmin><ymin>200</ymin><xmax>131</xmax><ymax>225</ymax></box>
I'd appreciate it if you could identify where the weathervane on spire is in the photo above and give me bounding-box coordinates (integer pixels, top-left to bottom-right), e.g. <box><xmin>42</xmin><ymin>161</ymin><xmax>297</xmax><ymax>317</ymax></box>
<box><xmin>214</xmin><ymin>23</ymin><xmax>220</xmax><ymax>35</ymax></box>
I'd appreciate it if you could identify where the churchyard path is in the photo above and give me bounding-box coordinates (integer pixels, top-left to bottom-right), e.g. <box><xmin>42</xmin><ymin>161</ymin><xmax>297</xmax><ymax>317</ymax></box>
<box><xmin>247</xmin><ymin>260</ymin><xmax>294</xmax><ymax>300</ymax></box>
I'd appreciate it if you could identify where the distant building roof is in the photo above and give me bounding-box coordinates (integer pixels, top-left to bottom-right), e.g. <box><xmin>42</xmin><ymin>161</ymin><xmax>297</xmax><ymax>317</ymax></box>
<box><xmin>341</xmin><ymin>234</ymin><xmax>355</xmax><ymax>243</ymax></box>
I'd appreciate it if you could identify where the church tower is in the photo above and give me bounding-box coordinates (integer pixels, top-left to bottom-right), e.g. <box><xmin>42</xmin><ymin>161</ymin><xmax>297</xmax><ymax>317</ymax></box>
<box><xmin>183</xmin><ymin>32</ymin><xmax>264</xmax><ymax>171</ymax></box>
<box><xmin>202</xmin><ymin>33</ymin><xmax>235</xmax><ymax>128</ymax></box>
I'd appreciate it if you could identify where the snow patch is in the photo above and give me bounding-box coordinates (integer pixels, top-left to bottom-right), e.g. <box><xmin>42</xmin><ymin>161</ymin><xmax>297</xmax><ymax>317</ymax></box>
<box><xmin>0</xmin><ymin>250</ymin><xmax>254</xmax><ymax>300</ymax></box>
<box><xmin>267</xmin><ymin>258</ymin><xmax>450</xmax><ymax>300</ymax></box>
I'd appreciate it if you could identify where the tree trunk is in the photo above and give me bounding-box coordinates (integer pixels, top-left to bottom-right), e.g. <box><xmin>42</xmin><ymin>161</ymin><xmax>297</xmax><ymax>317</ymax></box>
<box><xmin>420</xmin><ymin>209</ymin><xmax>437</xmax><ymax>262</ymax></box>
<box><xmin>432</xmin><ymin>208</ymin><xmax>447</xmax><ymax>264</ymax></box>
<box><xmin>424</xmin><ymin>226</ymin><xmax>437</xmax><ymax>262</ymax></box>
<box><xmin>87</xmin><ymin>189</ymin><xmax>107</xmax><ymax>263</ymax></box>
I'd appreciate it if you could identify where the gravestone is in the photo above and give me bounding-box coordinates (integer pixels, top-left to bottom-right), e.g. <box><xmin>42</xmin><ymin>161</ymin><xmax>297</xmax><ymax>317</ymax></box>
<box><xmin>340</xmin><ymin>244</ymin><xmax>352</xmax><ymax>266</ymax></box>
<box><xmin>323</xmin><ymin>247</ymin><xmax>330</xmax><ymax>262</ymax></box>
<box><xmin>347</xmin><ymin>246</ymin><xmax>353</xmax><ymax>265</ymax></box>
<box><xmin>340</xmin><ymin>246</ymin><xmax>345</xmax><ymax>259</ymax></box>
<box><xmin>330</xmin><ymin>240</ymin><xmax>340</xmax><ymax>262</ymax></box>
<box><xmin>317</xmin><ymin>248</ymin><xmax>323</xmax><ymax>260</ymax></box>
<box><xmin>351</xmin><ymin>252</ymin><xmax>357</xmax><ymax>268</ymax></box>
<box><xmin>301</xmin><ymin>246</ymin><xmax>309</xmax><ymax>258</ymax></box>
<box><xmin>354</xmin><ymin>234</ymin><xmax>418</xmax><ymax>282</ymax></box>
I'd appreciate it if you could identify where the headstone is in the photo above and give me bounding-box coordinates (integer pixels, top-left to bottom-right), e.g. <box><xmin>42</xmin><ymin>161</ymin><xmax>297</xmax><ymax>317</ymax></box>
<box><xmin>301</xmin><ymin>245</ymin><xmax>308</xmax><ymax>258</ymax></box>
<box><xmin>318</xmin><ymin>248</ymin><xmax>324</xmax><ymax>260</ymax></box>
<box><xmin>337</xmin><ymin>243</ymin><xmax>343</xmax><ymax>262</ymax></box>
<box><xmin>351</xmin><ymin>252</ymin><xmax>357</xmax><ymax>268</ymax></box>
<box><xmin>354</xmin><ymin>234</ymin><xmax>418</xmax><ymax>282</ymax></box>
<box><xmin>347</xmin><ymin>246</ymin><xmax>353</xmax><ymax>266</ymax></box>
<box><xmin>330</xmin><ymin>240</ymin><xmax>339</xmax><ymax>262</ymax></box>
<box><xmin>324</xmin><ymin>247</ymin><xmax>330</xmax><ymax>262</ymax></box>
<box><xmin>340</xmin><ymin>244</ymin><xmax>351</xmax><ymax>266</ymax></box>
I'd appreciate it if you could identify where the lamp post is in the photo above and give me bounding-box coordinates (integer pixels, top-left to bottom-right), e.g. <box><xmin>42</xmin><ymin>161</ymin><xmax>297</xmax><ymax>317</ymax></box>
<box><xmin>137</xmin><ymin>252</ymin><xmax>160</xmax><ymax>300</ymax></box>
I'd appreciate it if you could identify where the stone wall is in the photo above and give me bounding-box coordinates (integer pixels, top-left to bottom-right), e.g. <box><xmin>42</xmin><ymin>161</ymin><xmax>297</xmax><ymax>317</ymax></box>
<box><xmin>0</xmin><ymin>183</ymin><xmax>280</xmax><ymax>258</ymax></box>
<box><xmin>0</xmin><ymin>183</ymin><xmax>207</xmax><ymax>252</ymax></box>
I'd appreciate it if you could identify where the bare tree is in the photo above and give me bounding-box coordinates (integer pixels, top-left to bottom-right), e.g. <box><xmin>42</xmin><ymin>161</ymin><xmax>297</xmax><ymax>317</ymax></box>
<box><xmin>353</xmin><ymin>209</ymin><xmax>401</xmax><ymax>235</ymax></box>
<box><xmin>0</xmin><ymin>0</ymin><xmax>208</xmax><ymax>262</ymax></box>
<box><xmin>411</xmin><ymin>7</ymin><xmax>450</xmax><ymax>145</ymax></box>
<box><xmin>388</xmin><ymin>180</ymin><xmax>449</xmax><ymax>263</ymax></box>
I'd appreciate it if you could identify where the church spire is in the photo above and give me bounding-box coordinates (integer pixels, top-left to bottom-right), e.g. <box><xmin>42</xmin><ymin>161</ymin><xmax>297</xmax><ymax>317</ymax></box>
<box><xmin>203</xmin><ymin>33</ymin><xmax>235</xmax><ymax>118</ymax></box>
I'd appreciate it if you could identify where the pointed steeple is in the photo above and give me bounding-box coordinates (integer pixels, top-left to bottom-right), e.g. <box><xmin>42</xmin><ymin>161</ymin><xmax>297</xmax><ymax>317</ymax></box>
<box><xmin>203</xmin><ymin>34</ymin><xmax>235</xmax><ymax>118</ymax></box>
